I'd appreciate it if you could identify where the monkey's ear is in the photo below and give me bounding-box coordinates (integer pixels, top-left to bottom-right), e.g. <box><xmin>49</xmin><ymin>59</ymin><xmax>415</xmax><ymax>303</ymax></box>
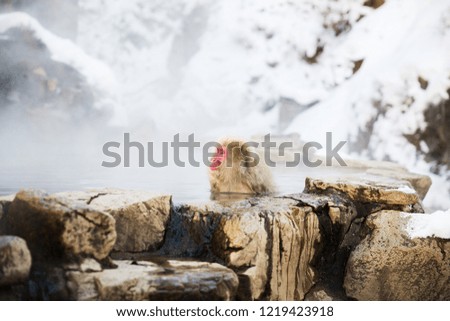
<box><xmin>241</xmin><ymin>143</ymin><xmax>260</xmax><ymax>168</ymax></box>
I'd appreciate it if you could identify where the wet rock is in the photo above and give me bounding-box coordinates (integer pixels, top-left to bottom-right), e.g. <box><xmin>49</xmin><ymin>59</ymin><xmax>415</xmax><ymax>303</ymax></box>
<box><xmin>56</xmin><ymin>189</ymin><xmax>172</xmax><ymax>252</ymax></box>
<box><xmin>304</xmin><ymin>286</ymin><xmax>342</xmax><ymax>301</ymax></box>
<box><xmin>268</xmin><ymin>205</ymin><xmax>321</xmax><ymax>300</ymax></box>
<box><xmin>67</xmin><ymin>259</ymin><xmax>238</xmax><ymax>300</ymax></box>
<box><xmin>212</xmin><ymin>207</ymin><xmax>269</xmax><ymax>300</ymax></box>
<box><xmin>0</xmin><ymin>194</ymin><xmax>14</xmax><ymax>222</ymax></box>
<box><xmin>282</xmin><ymin>192</ymin><xmax>358</xmax><ymax>233</ymax></box>
<box><xmin>0</xmin><ymin>190</ymin><xmax>116</xmax><ymax>262</ymax></box>
<box><xmin>163</xmin><ymin>197</ymin><xmax>322</xmax><ymax>300</ymax></box>
<box><xmin>220</xmin><ymin>202</ymin><xmax>320</xmax><ymax>301</ymax></box>
<box><xmin>304</xmin><ymin>176</ymin><xmax>422</xmax><ymax>209</ymax></box>
<box><xmin>158</xmin><ymin>201</ymin><xmax>233</xmax><ymax>258</ymax></box>
<box><xmin>0</xmin><ymin>236</ymin><xmax>32</xmax><ymax>286</ymax></box>
<box><xmin>344</xmin><ymin>211</ymin><xmax>450</xmax><ymax>300</ymax></box>
<box><xmin>284</xmin><ymin>182</ymin><xmax>428</xmax><ymax>300</ymax></box>
<box><xmin>27</xmin><ymin>264</ymin><xmax>70</xmax><ymax>300</ymax></box>
<box><xmin>282</xmin><ymin>193</ymin><xmax>359</xmax><ymax>298</ymax></box>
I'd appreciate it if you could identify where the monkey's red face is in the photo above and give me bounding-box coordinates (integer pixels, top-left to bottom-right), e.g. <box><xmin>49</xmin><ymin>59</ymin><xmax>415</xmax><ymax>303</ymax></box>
<box><xmin>210</xmin><ymin>146</ymin><xmax>227</xmax><ymax>171</ymax></box>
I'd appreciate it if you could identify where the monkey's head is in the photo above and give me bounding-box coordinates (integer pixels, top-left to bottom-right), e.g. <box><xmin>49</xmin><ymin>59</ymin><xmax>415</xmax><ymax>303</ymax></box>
<box><xmin>208</xmin><ymin>138</ymin><xmax>275</xmax><ymax>195</ymax></box>
<box><xmin>209</xmin><ymin>139</ymin><xmax>257</xmax><ymax>172</ymax></box>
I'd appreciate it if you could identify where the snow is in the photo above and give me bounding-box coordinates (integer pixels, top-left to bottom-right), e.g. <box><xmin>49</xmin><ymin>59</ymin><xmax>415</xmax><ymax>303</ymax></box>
<box><xmin>1</xmin><ymin>1</ymin><xmax>449</xmax><ymax>209</ymax></box>
<box><xmin>76</xmin><ymin>0</ymin><xmax>450</xmax><ymax>209</ymax></box>
<box><xmin>404</xmin><ymin>209</ymin><xmax>450</xmax><ymax>239</ymax></box>
<box><xmin>77</xmin><ymin>0</ymin><xmax>370</xmax><ymax>135</ymax></box>
<box><xmin>422</xmin><ymin>172</ymin><xmax>450</xmax><ymax>210</ymax></box>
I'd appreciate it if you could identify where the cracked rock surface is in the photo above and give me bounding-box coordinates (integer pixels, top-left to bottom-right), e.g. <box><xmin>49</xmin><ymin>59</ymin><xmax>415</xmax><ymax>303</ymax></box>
<box><xmin>304</xmin><ymin>175</ymin><xmax>424</xmax><ymax>210</ymax></box>
<box><xmin>55</xmin><ymin>189</ymin><xmax>172</xmax><ymax>252</ymax></box>
<box><xmin>67</xmin><ymin>259</ymin><xmax>238</xmax><ymax>300</ymax></box>
<box><xmin>0</xmin><ymin>190</ymin><xmax>116</xmax><ymax>262</ymax></box>
<box><xmin>159</xmin><ymin>197</ymin><xmax>321</xmax><ymax>300</ymax></box>
<box><xmin>344</xmin><ymin>211</ymin><xmax>450</xmax><ymax>300</ymax></box>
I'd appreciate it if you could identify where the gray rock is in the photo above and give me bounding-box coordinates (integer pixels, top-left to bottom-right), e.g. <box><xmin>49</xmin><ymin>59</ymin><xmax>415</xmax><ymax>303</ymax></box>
<box><xmin>66</xmin><ymin>259</ymin><xmax>238</xmax><ymax>300</ymax></box>
<box><xmin>0</xmin><ymin>195</ymin><xmax>14</xmax><ymax>223</ymax></box>
<box><xmin>55</xmin><ymin>189</ymin><xmax>172</xmax><ymax>252</ymax></box>
<box><xmin>304</xmin><ymin>288</ymin><xmax>337</xmax><ymax>301</ymax></box>
<box><xmin>344</xmin><ymin>210</ymin><xmax>450</xmax><ymax>300</ymax></box>
<box><xmin>0</xmin><ymin>236</ymin><xmax>32</xmax><ymax>286</ymax></box>
<box><xmin>0</xmin><ymin>190</ymin><xmax>116</xmax><ymax>262</ymax></box>
<box><xmin>165</xmin><ymin>197</ymin><xmax>322</xmax><ymax>300</ymax></box>
<box><xmin>214</xmin><ymin>201</ymin><xmax>321</xmax><ymax>301</ymax></box>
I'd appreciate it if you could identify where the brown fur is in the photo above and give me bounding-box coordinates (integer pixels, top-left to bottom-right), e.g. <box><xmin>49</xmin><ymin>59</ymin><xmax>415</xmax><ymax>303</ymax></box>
<box><xmin>208</xmin><ymin>138</ymin><xmax>276</xmax><ymax>194</ymax></box>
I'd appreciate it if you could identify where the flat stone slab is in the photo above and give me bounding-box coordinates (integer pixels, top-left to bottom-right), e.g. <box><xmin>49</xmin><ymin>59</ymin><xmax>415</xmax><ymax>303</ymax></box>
<box><xmin>66</xmin><ymin>259</ymin><xmax>238</xmax><ymax>300</ymax></box>
<box><xmin>365</xmin><ymin>168</ymin><xmax>431</xmax><ymax>200</ymax></box>
<box><xmin>304</xmin><ymin>175</ymin><xmax>421</xmax><ymax>206</ymax></box>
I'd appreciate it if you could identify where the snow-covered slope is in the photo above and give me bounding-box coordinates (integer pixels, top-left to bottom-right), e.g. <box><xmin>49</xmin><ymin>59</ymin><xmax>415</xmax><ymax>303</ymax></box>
<box><xmin>77</xmin><ymin>0</ymin><xmax>371</xmax><ymax>133</ymax></box>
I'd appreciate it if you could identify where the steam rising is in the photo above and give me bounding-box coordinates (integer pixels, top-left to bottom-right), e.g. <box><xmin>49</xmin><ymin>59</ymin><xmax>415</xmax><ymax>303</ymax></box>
<box><xmin>0</xmin><ymin>0</ymin><xmax>449</xmax><ymax>207</ymax></box>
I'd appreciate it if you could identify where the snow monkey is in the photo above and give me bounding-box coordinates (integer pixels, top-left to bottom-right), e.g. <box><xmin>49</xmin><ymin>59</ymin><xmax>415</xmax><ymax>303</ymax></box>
<box><xmin>208</xmin><ymin>138</ymin><xmax>276</xmax><ymax>194</ymax></box>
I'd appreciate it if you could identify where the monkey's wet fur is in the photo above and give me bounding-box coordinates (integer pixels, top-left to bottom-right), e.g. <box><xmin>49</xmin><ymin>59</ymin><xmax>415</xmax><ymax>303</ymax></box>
<box><xmin>208</xmin><ymin>138</ymin><xmax>276</xmax><ymax>196</ymax></box>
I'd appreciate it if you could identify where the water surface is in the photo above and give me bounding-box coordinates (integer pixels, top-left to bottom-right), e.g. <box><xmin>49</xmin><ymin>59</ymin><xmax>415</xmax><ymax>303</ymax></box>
<box><xmin>0</xmin><ymin>161</ymin><xmax>362</xmax><ymax>203</ymax></box>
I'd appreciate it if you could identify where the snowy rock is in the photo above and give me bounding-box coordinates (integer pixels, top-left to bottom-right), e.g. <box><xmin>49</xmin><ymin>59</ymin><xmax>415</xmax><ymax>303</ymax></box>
<box><xmin>366</xmin><ymin>168</ymin><xmax>432</xmax><ymax>200</ymax></box>
<box><xmin>353</xmin><ymin>162</ymin><xmax>432</xmax><ymax>201</ymax></box>
<box><xmin>304</xmin><ymin>176</ymin><xmax>422</xmax><ymax>209</ymax></box>
<box><xmin>344</xmin><ymin>210</ymin><xmax>450</xmax><ymax>300</ymax></box>
<box><xmin>0</xmin><ymin>190</ymin><xmax>116</xmax><ymax>262</ymax></box>
<box><xmin>55</xmin><ymin>189</ymin><xmax>172</xmax><ymax>253</ymax></box>
<box><xmin>66</xmin><ymin>259</ymin><xmax>238</xmax><ymax>300</ymax></box>
<box><xmin>0</xmin><ymin>236</ymin><xmax>32</xmax><ymax>287</ymax></box>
